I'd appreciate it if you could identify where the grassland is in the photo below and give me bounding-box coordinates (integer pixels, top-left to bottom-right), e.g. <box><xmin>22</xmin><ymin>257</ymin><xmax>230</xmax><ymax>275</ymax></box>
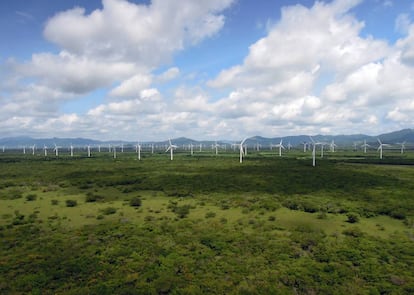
<box><xmin>0</xmin><ymin>149</ymin><xmax>413</xmax><ymax>294</ymax></box>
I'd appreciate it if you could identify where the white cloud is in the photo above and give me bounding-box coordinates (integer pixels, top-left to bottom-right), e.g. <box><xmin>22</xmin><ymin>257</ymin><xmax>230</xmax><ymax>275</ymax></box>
<box><xmin>43</xmin><ymin>0</ymin><xmax>234</xmax><ymax>65</ymax></box>
<box><xmin>110</xmin><ymin>74</ymin><xmax>153</xmax><ymax>98</ymax></box>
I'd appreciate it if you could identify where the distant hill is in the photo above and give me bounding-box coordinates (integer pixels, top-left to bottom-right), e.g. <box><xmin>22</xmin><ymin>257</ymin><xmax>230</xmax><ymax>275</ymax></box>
<box><xmin>0</xmin><ymin>128</ymin><xmax>413</xmax><ymax>148</ymax></box>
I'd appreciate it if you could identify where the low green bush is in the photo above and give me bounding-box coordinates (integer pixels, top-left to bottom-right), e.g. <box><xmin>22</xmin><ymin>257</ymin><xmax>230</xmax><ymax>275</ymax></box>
<box><xmin>65</xmin><ymin>200</ymin><xmax>77</xmax><ymax>207</ymax></box>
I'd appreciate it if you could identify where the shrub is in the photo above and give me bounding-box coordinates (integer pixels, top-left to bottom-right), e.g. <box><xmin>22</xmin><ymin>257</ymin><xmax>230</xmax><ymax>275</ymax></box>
<box><xmin>65</xmin><ymin>200</ymin><xmax>77</xmax><ymax>207</ymax></box>
<box><xmin>101</xmin><ymin>207</ymin><xmax>117</xmax><ymax>215</ymax></box>
<box><xmin>268</xmin><ymin>215</ymin><xmax>276</xmax><ymax>221</ymax></box>
<box><xmin>346</xmin><ymin>213</ymin><xmax>359</xmax><ymax>223</ymax></box>
<box><xmin>51</xmin><ymin>199</ymin><xmax>59</xmax><ymax>205</ymax></box>
<box><xmin>25</xmin><ymin>194</ymin><xmax>37</xmax><ymax>201</ymax></box>
<box><xmin>174</xmin><ymin>205</ymin><xmax>191</xmax><ymax>218</ymax></box>
<box><xmin>205</xmin><ymin>211</ymin><xmax>216</xmax><ymax>219</ymax></box>
<box><xmin>129</xmin><ymin>196</ymin><xmax>142</xmax><ymax>207</ymax></box>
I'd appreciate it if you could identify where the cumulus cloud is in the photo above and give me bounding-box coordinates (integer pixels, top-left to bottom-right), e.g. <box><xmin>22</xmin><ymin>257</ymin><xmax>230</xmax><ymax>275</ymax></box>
<box><xmin>43</xmin><ymin>0</ymin><xmax>234</xmax><ymax>65</ymax></box>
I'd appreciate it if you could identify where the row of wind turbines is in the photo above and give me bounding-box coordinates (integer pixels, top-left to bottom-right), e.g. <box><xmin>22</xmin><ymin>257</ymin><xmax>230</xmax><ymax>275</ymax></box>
<box><xmin>1</xmin><ymin>137</ymin><xmax>410</xmax><ymax>166</ymax></box>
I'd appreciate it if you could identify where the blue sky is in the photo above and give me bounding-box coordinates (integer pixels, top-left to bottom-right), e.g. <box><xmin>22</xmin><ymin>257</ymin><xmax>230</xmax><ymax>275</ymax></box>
<box><xmin>1</xmin><ymin>0</ymin><xmax>414</xmax><ymax>140</ymax></box>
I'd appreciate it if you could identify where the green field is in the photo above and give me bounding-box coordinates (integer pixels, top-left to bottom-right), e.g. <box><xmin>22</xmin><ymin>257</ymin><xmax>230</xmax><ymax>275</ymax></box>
<box><xmin>0</xmin><ymin>150</ymin><xmax>413</xmax><ymax>294</ymax></box>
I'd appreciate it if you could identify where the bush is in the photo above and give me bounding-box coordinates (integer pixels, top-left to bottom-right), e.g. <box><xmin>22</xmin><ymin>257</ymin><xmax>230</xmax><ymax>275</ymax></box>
<box><xmin>205</xmin><ymin>211</ymin><xmax>216</xmax><ymax>219</ymax></box>
<box><xmin>174</xmin><ymin>205</ymin><xmax>191</xmax><ymax>218</ymax></box>
<box><xmin>101</xmin><ymin>207</ymin><xmax>117</xmax><ymax>215</ymax></box>
<box><xmin>346</xmin><ymin>213</ymin><xmax>359</xmax><ymax>223</ymax></box>
<box><xmin>51</xmin><ymin>199</ymin><xmax>59</xmax><ymax>205</ymax></box>
<box><xmin>129</xmin><ymin>196</ymin><xmax>142</xmax><ymax>207</ymax></box>
<box><xmin>65</xmin><ymin>200</ymin><xmax>77</xmax><ymax>207</ymax></box>
<box><xmin>25</xmin><ymin>194</ymin><xmax>37</xmax><ymax>201</ymax></box>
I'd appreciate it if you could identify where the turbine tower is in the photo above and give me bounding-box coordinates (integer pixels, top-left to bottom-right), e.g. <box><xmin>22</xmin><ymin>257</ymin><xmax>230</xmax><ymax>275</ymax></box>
<box><xmin>87</xmin><ymin>145</ymin><xmax>91</xmax><ymax>157</ymax></box>
<box><xmin>361</xmin><ymin>140</ymin><xmax>370</xmax><ymax>154</ymax></box>
<box><xmin>377</xmin><ymin>138</ymin><xmax>389</xmax><ymax>159</ymax></box>
<box><xmin>166</xmin><ymin>139</ymin><xmax>177</xmax><ymax>160</ymax></box>
<box><xmin>400</xmin><ymin>141</ymin><xmax>406</xmax><ymax>154</ymax></box>
<box><xmin>309</xmin><ymin>136</ymin><xmax>322</xmax><ymax>167</ymax></box>
<box><xmin>274</xmin><ymin>139</ymin><xmax>285</xmax><ymax>157</ymax></box>
<box><xmin>70</xmin><ymin>144</ymin><xmax>74</xmax><ymax>157</ymax></box>
<box><xmin>136</xmin><ymin>143</ymin><xmax>141</xmax><ymax>160</ymax></box>
<box><xmin>43</xmin><ymin>145</ymin><xmax>48</xmax><ymax>157</ymax></box>
<box><xmin>239</xmin><ymin>138</ymin><xmax>247</xmax><ymax>163</ymax></box>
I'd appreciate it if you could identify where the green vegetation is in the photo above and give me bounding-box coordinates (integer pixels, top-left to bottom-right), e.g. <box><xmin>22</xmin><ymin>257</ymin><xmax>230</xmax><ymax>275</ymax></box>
<box><xmin>0</xmin><ymin>150</ymin><xmax>413</xmax><ymax>294</ymax></box>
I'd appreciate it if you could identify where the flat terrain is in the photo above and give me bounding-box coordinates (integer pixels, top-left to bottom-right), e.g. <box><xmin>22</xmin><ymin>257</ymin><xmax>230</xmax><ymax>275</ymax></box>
<box><xmin>0</xmin><ymin>149</ymin><xmax>413</xmax><ymax>294</ymax></box>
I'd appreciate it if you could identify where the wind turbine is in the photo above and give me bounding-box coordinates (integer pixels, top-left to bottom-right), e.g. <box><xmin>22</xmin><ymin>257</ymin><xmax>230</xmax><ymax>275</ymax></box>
<box><xmin>190</xmin><ymin>143</ymin><xmax>194</xmax><ymax>155</ymax></box>
<box><xmin>98</xmin><ymin>145</ymin><xmax>101</xmax><ymax>153</ymax></box>
<box><xmin>239</xmin><ymin>138</ymin><xmax>248</xmax><ymax>163</ymax></box>
<box><xmin>136</xmin><ymin>143</ymin><xmax>141</xmax><ymax>160</ymax></box>
<box><xmin>309</xmin><ymin>136</ymin><xmax>323</xmax><ymax>167</ymax></box>
<box><xmin>53</xmin><ymin>144</ymin><xmax>60</xmax><ymax>157</ymax></box>
<box><xmin>31</xmin><ymin>144</ymin><xmax>36</xmax><ymax>155</ymax></box>
<box><xmin>151</xmin><ymin>144</ymin><xmax>154</xmax><ymax>154</ymax></box>
<box><xmin>87</xmin><ymin>145</ymin><xmax>91</xmax><ymax>157</ymax></box>
<box><xmin>287</xmin><ymin>142</ymin><xmax>292</xmax><ymax>151</ymax></box>
<box><xmin>212</xmin><ymin>141</ymin><xmax>220</xmax><ymax>155</ymax></box>
<box><xmin>302</xmin><ymin>142</ymin><xmax>307</xmax><ymax>152</ymax></box>
<box><xmin>43</xmin><ymin>145</ymin><xmax>48</xmax><ymax>157</ymax></box>
<box><xmin>199</xmin><ymin>143</ymin><xmax>203</xmax><ymax>152</ymax></box>
<box><xmin>377</xmin><ymin>138</ymin><xmax>390</xmax><ymax>159</ymax></box>
<box><xmin>70</xmin><ymin>144</ymin><xmax>74</xmax><ymax>157</ymax></box>
<box><xmin>23</xmin><ymin>146</ymin><xmax>26</xmax><ymax>154</ymax></box>
<box><xmin>329</xmin><ymin>140</ymin><xmax>337</xmax><ymax>152</ymax></box>
<box><xmin>361</xmin><ymin>140</ymin><xmax>370</xmax><ymax>154</ymax></box>
<box><xmin>274</xmin><ymin>139</ymin><xmax>285</xmax><ymax>157</ymax></box>
<box><xmin>166</xmin><ymin>139</ymin><xmax>177</xmax><ymax>160</ymax></box>
<box><xmin>399</xmin><ymin>141</ymin><xmax>406</xmax><ymax>154</ymax></box>
<box><xmin>121</xmin><ymin>143</ymin><xmax>124</xmax><ymax>153</ymax></box>
<box><xmin>113</xmin><ymin>145</ymin><xmax>117</xmax><ymax>159</ymax></box>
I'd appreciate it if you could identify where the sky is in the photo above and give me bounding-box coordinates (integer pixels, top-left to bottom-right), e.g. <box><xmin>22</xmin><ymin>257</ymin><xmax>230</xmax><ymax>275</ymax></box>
<box><xmin>1</xmin><ymin>0</ymin><xmax>414</xmax><ymax>141</ymax></box>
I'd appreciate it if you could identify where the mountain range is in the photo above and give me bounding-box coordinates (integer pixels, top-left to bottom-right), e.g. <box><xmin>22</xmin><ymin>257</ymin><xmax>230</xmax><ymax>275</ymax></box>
<box><xmin>0</xmin><ymin>129</ymin><xmax>413</xmax><ymax>148</ymax></box>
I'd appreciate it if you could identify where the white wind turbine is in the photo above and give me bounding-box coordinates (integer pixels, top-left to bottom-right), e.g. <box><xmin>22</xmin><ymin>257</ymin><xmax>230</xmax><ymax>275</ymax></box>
<box><xmin>190</xmin><ymin>143</ymin><xmax>194</xmax><ymax>155</ymax></box>
<box><xmin>302</xmin><ymin>142</ymin><xmax>308</xmax><ymax>152</ymax></box>
<box><xmin>136</xmin><ymin>143</ymin><xmax>141</xmax><ymax>160</ymax></box>
<box><xmin>212</xmin><ymin>141</ymin><xmax>220</xmax><ymax>155</ymax></box>
<box><xmin>31</xmin><ymin>144</ymin><xmax>36</xmax><ymax>155</ymax></box>
<box><xmin>274</xmin><ymin>139</ymin><xmax>285</xmax><ymax>157</ymax></box>
<box><xmin>238</xmin><ymin>138</ymin><xmax>248</xmax><ymax>163</ymax></box>
<box><xmin>151</xmin><ymin>144</ymin><xmax>154</xmax><ymax>154</ymax></box>
<box><xmin>199</xmin><ymin>143</ymin><xmax>203</xmax><ymax>152</ymax></box>
<box><xmin>287</xmin><ymin>142</ymin><xmax>292</xmax><ymax>151</ymax></box>
<box><xmin>113</xmin><ymin>145</ymin><xmax>117</xmax><ymax>159</ymax></box>
<box><xmin>329</xmin><ymin>140</ymin><xmax>337</xmax><ymax>152</ymax></box>
<box><xmin>399</xmin><ymin>141</ymin><xmax>406</xmax><ymax>154</ymax></box>
<box><xmin>361</xmin><ymin>140</ymin><xmax>370</xmax><ymax>154</ymax></box>
<box><xmin>53</xmin><ymin>144</ymin><xmax>60</xmax><ymax>157</ymax></box>
<box><xmin>43</xmin><ymin>145</ymin><xmax>48</xmax><ymax>157</ymax></box>
<box><xmin>70</xmin><ymin>144</ymin><xmax>74</xmax><ymax>157</ymax></box>
<box><xmin>309</xmin><ymin>136</ymin><xmax>323</xmax><ymax>167</ymax></box>
<box><xmin>23</xmin><ymin>146</ymin><xmax>26</xmax><ymax>154</ymax></box>
<box><xmin>98</xmin><ymin>145</ymin><xmax>101</xmax><ymax>153</ymax></box>
<box><xmin>166</xmin><ymin>139</ymin><xmax>177</xmax><ymax>160</ymax></box>
<box><xmin>87</xmin><ymin>145</ymin><xmax>91</xmax><ymax>157</ymax></box>
<box><xmin>377</xmin><ymin>138</ymin><xmax>390</xmax><ymax>159</ymax></box>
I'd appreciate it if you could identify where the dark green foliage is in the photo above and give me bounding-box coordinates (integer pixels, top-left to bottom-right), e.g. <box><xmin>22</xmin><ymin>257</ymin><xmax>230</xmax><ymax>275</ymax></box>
<box><xmin>51</xmin><ymin>199</ymin><xmax>59</xmax><ymax>205</ymax></box>
<box><xmin>85</xmin><ymin>192</ymin><xmax>105</xmax><ymax>202</ymax></box>
<box><xmin>346</xmin><ymin>212</ymin><xmax>360</xmax><ymax>223</ymax></box>
<box><xmin>0</xmin><ymin>152</ymin><xmax>413</xmax><ymax>294</ymax></box>
<box><xmin>101</xmin><ymin>207</ymin><xmax>117</xmax><ymax>215</ymax></box>
<box><xmin>65</xmin><ymin>199</ymin><xmax>77</xmax><ymax>207</ymax></box>
<box><xmin>205</xmin><ymin>211</ymin><xmax>216</xmax><ymax>218</ymax></box>
<box><xmin>129</xmin><ymin>196</ymin><xmax>142</xmax><ymax>207</ymax></box>
<box><xmin>25</xmin><ymin>194</ymin><xmax>37</xmax><ymax>201</ymax></box>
